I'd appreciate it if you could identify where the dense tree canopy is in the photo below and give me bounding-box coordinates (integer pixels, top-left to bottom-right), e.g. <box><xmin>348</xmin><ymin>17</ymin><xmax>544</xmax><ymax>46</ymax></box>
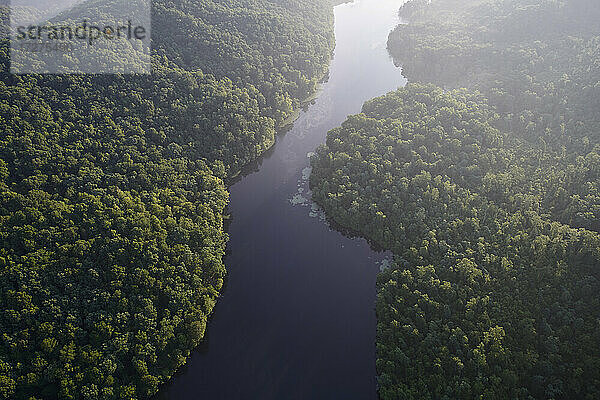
<box><xmin>311</xmin><ymin>83</ymin><xmax>600</xmax><ymax>400</ymax></box>
<box><xmin>0</xmin><ymin>0</ymin><xmax>335</xmax><ymax>398</ymax></box>
<box><xmin>311</xmin><ymin>0</ymin><xmax>600</xmax><ymax>398</ymax></box>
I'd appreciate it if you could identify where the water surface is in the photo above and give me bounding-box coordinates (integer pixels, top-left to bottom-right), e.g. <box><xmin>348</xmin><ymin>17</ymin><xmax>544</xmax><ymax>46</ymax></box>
<box><xmin>159</xmin><ymin>1</ymin><xmax>407</xmax><ymax>398</ymax></box>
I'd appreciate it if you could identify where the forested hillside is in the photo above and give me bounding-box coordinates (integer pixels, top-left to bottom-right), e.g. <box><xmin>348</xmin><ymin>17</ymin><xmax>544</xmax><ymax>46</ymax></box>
<box><xmin>311</xmin><ymin>0</ymin><xmax>600</xmax><ymax>398</ymax></box>
<box><xmin>0</xmin><ymin>0</ymin><xmax>335</xmax><ymax>398</ymax></box>
<box><xmin>154</xmin><ymin>0</ymin><xmax>335</xmax><ymax>124</ymax></box>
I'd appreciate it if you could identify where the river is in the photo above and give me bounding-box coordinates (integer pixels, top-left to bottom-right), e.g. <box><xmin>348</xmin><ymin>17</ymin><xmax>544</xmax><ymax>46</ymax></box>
<box><xmin>158</xmin><ymin>0</ymin><xmax>407</xmax><ymax>398</ymax></box>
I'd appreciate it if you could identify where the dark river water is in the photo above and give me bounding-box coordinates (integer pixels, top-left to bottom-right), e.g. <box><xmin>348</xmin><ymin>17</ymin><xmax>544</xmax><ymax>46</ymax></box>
<box><xmin>159</xmin><ymin>1</ymin><xmax>407</xmax><ymax>398</ymax></box>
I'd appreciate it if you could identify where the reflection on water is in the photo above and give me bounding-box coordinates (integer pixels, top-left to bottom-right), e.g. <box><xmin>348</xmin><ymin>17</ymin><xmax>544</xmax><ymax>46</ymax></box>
<box><xmin>158</xmin><ymin>0</ymin><xmax>407</xmax><ymax>399</ymax></box>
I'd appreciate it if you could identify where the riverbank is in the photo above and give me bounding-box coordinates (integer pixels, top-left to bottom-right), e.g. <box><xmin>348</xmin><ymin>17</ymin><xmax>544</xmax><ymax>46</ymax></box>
<box><xmin>158</xmin><ymin>1</ymin><xmax>407</xmax><ymax>398</ymax></box>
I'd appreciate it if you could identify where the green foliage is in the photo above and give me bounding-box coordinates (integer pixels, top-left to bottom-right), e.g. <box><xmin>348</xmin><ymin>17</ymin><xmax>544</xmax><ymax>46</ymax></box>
<box><xmin>357</xmin><ymin>2</ymin><xmax>600</xmax><ymax>396</ymax></box>
<box><xmin>311</xmin><ymin>81</ymin><xmax>600</xmax><ymax>398</ymax></box>
<box><xmin>389</xmin><ymin>0</ymin><xmax>600</xmax><ymax>156</ymax></box>
<box><xmin>0</xmin><ymin>0</ymin><xmax>335</xmax><ymax>398</ymax></box>
<box><xmin>153</xmin><ymin>0</ymin><xmax>335</xmax><ymax>124</ymax></box>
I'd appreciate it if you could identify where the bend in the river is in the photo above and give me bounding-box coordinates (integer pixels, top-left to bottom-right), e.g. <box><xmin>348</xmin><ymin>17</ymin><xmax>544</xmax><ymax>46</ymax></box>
<box><xmin>158</xmin><ymin>1</ymin><xmax>407</xmax><ymax>398</ymax></box>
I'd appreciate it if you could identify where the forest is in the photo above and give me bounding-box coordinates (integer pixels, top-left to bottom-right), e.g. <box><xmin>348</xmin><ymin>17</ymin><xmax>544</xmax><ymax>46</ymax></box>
<box><xmin>0</xmin><ymin>0</ymin><xmax>335</xmax><ymax>398</ymax></box>
<box><xmin>311</xmin><ymin>0</ymin><xmax>600</xmax><ymax>399</ymax></box>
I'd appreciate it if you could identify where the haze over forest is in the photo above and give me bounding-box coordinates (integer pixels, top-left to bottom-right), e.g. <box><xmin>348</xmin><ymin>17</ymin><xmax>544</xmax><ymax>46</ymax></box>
<box><xmin>0</xmin><ymin>0</ymin><xmax>599</xmax><ymax>399</ymax></box>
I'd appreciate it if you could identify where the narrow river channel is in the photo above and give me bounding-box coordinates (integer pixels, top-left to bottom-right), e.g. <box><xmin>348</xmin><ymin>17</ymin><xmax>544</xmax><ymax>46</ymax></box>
<box><xmin>159</xmin><ymin>1</ymin><xmax>407</xmax><ymax>398</ymax></box>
